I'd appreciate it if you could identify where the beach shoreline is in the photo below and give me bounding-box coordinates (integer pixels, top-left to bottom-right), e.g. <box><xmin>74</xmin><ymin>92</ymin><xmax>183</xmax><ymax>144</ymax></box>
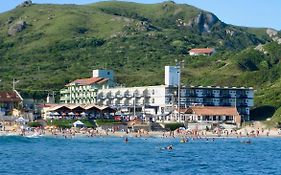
<box><xmin>1</xmin><ymin>126</ymin><xmax>281</xmax><ymax>139</ymax></box>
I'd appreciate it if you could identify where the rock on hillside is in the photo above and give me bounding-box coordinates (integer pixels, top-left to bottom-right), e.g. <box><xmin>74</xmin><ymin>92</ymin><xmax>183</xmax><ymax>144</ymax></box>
<box><xmin>267</xmin><ymin>28</ymin><xmax>281</xmax><ymax>44</ymax></box>
<box><xmin>188</xmin><ymin>12</ymin><xmax>223</xmax><ymax>33</ymax></box>
<box><xmin>266</xmin><ymin>28</ymin><xmax>278</xmax><ymax>37</ymax></box>
<box><xmin>8</xmin><ymin>20</ymin><xmax>27</xmax><ymax>36</ymax></box>
<box><xmin>19</xmin><ymin>0</ymin><xmax>33</xmax><ymax>7</ymax></box>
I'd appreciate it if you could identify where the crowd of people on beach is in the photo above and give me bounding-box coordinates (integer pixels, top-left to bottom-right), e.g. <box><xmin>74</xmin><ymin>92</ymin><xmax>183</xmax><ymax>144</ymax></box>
<box><xmin>0</xmin><ymin>120</ymin><xmax>279</xmax><ymax>144</ymax></box>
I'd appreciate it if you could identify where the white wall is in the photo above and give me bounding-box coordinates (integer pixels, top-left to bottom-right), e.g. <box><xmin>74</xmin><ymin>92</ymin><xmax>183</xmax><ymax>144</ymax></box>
<box><xmin>92</xmin><ymin>69</ymin><xmax>114</xmax><ymax>80</ymax></box>
<box><xmin>165</xmin><ymin>66</ymin><xmax>179</xmax><ymax>86</ymax></box>
<box><xmin>97</xmin><ymin>85</ymin><xmax>166</xmax><ymax>109</ymax></box>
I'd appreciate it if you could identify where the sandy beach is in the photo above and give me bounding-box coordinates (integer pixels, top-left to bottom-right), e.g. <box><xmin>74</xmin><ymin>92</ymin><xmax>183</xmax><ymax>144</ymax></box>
<box><xmin>1</xmin><ymin>122</ymin><xmax>281</xmax><ymax>139</ymax></box>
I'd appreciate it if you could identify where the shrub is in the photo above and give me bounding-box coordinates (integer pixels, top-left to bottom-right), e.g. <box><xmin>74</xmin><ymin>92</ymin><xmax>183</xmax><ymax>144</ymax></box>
<box><xmin>95</xmin><ymin>119</ymin><xmax>122</xmax><ymax>126</ymax></box>
<box><xmin>28</xmin><ymin>122</ymin><xmax>42</xmax><ymax>127</ymax></box>
<box><xmin>164</xmin><ymin>123</ymin><xmax>184</xmax><ymax>131</ymax></box>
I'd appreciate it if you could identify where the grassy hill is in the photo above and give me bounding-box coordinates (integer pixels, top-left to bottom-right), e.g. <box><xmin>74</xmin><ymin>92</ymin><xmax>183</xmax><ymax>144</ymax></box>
<box><xmin>1</xmin><ymin>1</ymin><xmax>281</xmax><ymax>123</ymax></box>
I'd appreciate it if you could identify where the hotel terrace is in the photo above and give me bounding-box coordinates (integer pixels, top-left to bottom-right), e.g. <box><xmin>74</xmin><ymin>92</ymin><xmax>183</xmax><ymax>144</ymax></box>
<box><xmin>40</xmin><ymin>104</ymin><xmax>115</xmax><ymax>120</ymax></box>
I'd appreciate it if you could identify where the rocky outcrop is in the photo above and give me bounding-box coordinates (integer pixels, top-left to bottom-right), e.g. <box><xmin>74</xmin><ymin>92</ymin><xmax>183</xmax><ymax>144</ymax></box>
<box><xmin>135</xmin><ymin>21</ymin><xmax>157</xmax><ymax>32</ymax></box>
<box><xmin>19</xmin><ymin>0</ymin><xmax>32</xmax><ymax>7</ymax></box>
<box><xmin>255</xmin><ymin>44</ymin><xmax>268</xmax><ymax>55</ymax></box>
<box><xmin>266</xmin><ymin>28</ymin><xmax>278</xmax><ymax>37</ymax></box>
<box><xmin>266</xmin><ymin>28</ymin><xmax>281</xmax><ymax>44</ymax></box>
<box><xmin>225</xmin><ymin>29</ymin><xmax>236</xmax><ymax>36</ymax></box>
<box><xmin>162</xmin><ymin>1</ymin><xmax>176</xmax><ymax>11</ymax></box>
<box><xmin>8</xmin><ymin>20</ymin><xmax>27</xmax><ymax>36</ymax></box>
<box><xmin>188</xmin><ymin>12</ymin><xmax>221</xmax><ymax>33</ymax></box>
<box><xmin>6</xmin><ymin>17</ymin><xmax>14</xmax><ymax>25</ymax></box>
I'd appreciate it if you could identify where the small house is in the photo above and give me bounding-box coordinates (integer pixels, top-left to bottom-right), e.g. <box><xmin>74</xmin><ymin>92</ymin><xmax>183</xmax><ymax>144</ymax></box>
<box><xmin>189</xmin><ymin>48</ymin><xmax>215</xmax><ymax>56</ymax></box>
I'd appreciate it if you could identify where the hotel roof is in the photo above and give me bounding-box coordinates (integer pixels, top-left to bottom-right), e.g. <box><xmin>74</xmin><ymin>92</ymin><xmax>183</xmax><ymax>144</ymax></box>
<box><xmin>66</xmin><ymin>77</ymin><xmax>109</xmax><ymax>86</ymax></box>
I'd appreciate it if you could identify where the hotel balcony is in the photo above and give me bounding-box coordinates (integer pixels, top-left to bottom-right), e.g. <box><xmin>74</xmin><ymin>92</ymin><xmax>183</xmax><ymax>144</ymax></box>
<box><xmin>221</xmin><ymin>103</ymin><xmax>232</xmax><ymax>106</ymax></box>
<box><xmin>60</xmin><ymin>96</ymin><xmax>70</xmax><ymax>101</ymax></box>
<box><xmin>116</xmin><ymin>94</ymin><xmax>123</xmax><ymax>98</ymax></box>
<box><xmin>202</xmin><ymin>102</ymin><xmax>215</xmax><ymax>106</ymax></box>
<box><xmin>186</xmin><ymin>93</ymin><xmax>197</xmax><ymax>97</ymax></box>
<box><xmin>98</xmin><ymin>94</ymin><xmax>106</xmax><ymax>100</ymax></box>
<box><xmin>166</xmin><ymin>93</ymin><xmax>174</xmax><ymax>97</ymax></box>
<box><xmin>237</xmin><ymin>103</ymin><xmax>249</xmax><ymax>107</ymax></box>
<box><xmin>221</xmin><ymin>94</ymin><xmax>232</xmax><ymax>98</ymax></box>
<box><xmin>89</xmin><ymin>88</ymin><xmax>98</xmax><ymax>92</ymax></box>
<box><xmin>143</xmin><ymin>93</ymin><xmax>151</xmax><ymax>97</ymax></box>
<box><xmin>237</xmin><ymin>94</ymin><xmax>248</xmax><ymax>98</ymax></box>
<box><xmin>108</xmin><ymin>94</ymin><xmax>115</xmax><ymax>99</ymax></box>
<box><xmin>124</xmin><ymin>93</ymin><xmax>133</xmax><ymax>98</ymax></box>
<box><xmin>60</xmin><ymin>89</ymin><xmax>69</xmax><ymax>94</ymax></box>
<box><xmin>134</xmin><ymin>93</ymin><xmax>143</xmax><ymax>98</ymax></box>
<box><xmin>204</xmin><ymin>93</ymin><xmax>214</xmax><ymax>98</ymax></box>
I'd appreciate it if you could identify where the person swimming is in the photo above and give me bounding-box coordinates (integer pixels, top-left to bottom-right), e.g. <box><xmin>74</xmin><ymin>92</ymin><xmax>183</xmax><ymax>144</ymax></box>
<box><xmin>125</xmin><ymin>137</ymin><xmax>128</xmax><ymax>143</ymax></box>
<box><xmin>241</xmin><ymin>140</ymin><xmax>251</xmax><ymax>144</ymax></box>
<box><xmin>180</xmin><ymin>138</ymin><xmax>188</xmax><ymax>143</ymax></box>
<box><xmin>165</xmin><ymin>145</ymin><xmax>173</xmax><ymax>150</ymax></box>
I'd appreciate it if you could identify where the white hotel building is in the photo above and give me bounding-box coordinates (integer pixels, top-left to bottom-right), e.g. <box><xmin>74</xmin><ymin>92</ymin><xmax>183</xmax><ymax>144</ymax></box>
<box><xmin>60</xmin><ymin>67</ymin><xmax>254</xmax><ymax>120</ymax></box>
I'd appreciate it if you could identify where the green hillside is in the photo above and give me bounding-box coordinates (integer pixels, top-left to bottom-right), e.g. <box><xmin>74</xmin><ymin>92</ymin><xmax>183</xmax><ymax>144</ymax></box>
<box><xmin>1</xmin><ymin>1</ymin><xmax>281</xmax><ymax>123</ymax></box>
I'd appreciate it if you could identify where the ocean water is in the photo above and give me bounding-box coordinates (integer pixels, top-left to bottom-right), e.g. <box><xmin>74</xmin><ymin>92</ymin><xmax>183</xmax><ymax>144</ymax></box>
<box><xmin>0</xmin><ymin>136</ymin><xmax>280</xmax><ymax>175</ymax></box>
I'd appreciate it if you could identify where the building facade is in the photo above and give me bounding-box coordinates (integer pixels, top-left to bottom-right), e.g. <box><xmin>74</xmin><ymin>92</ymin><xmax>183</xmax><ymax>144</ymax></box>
<box><xmin>165</xmin><ymin>86</ymin><xmax>254</xmax><ymax>121</ymax></box>
<box><xmin>60</xmin><ymin>68</ymin><xmax>254</xmax><ymax>121</ymax></box>
<box><xmin>156</xmin><ymin>106</ymin><xmax>241</xmax><ymax>126</ymax></box>
<box><xmin>0</xmin><ymin>91</ymin><xmax>23</xmax><ymax>116</ymax></box>
<box><xmin>96</xmin><ymin>85</ymin><xmax>167</xmax><ymax>115</ymax></box>
<box><xmin>60</xmin><ymin>69</ymin><xmax>115</xmax><ymax>104</ymax></box>
<box><xmin>185</xmin><ymin>86</ymin><xmax>253</xmax><ymax>120</ymax></box>
<box><xmin>165</xmin><ymin>66</ymin><xmax>179</xmax><ymax>86</ymax></box>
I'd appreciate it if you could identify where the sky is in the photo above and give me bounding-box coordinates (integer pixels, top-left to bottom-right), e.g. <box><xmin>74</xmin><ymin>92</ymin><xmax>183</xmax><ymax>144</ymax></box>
<box><xmin>0</xmin><ymin>0</ymin><xmax>280</xmax><ymax>30</ymax></box>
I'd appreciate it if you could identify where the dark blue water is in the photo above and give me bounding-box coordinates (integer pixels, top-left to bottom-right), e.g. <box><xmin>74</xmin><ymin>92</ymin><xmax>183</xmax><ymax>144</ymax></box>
<box><xmin>0</xmin><ymin>136</ymin><xmax>280</xmax><ymax>175</ymax></box>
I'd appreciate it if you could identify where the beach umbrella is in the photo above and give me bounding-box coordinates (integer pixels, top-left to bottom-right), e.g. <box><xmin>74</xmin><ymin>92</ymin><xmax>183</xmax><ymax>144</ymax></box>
<box><xmin>80</xmin><ymin>112</ymin><xmax>88</xmax><ymax>116</ymax></box>
<box><xmin>53</xmin><ymin>112</ymin><xmax>60</xmax><ymax>116</ymax></box>
<box><xmin>68</xmin><ymin>112</ymin><xmax>75</xmax><ymax>116</ymax></box>
<box><xmin>15</xmin><ymin>117</ymin><xmax>29</xmax><ymax>123</ymax></box>
<box><xmin>179</xmin><ymin>127</ymin><xmax>186</xmax><ymax>131</ymax></box>
<box><xmin>73</xmin><ymin>120</ymin><xmax>85</xmax><ymax>127</ymax></box>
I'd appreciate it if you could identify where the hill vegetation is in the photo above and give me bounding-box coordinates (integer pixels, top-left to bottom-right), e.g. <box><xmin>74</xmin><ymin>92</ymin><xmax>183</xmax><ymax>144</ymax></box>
<box><xmin>1</xmin><ymin>1</ymin><xmax>281</xmax><ymax>123</ymax></box>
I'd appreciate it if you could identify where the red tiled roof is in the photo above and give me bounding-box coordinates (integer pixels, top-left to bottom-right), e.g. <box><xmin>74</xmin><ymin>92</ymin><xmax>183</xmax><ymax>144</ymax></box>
<box><xmin>66</xmin><ymin>77</ymin><xmax>109</xmax><ymax>86</ymax></box>
<box><xmin>181</xmin><ymin>106</ymin><xmax>239</xmax><ymax>116</ymax></box>
<box><xmin>189</xmin><ymin>48</ymin><xmax>214</xmax><ymax>54</ymax></box>
<box><xmin>0</xmin><ymin>92</ymin><xmax>22</xmax><ymax>103</ymax></box>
